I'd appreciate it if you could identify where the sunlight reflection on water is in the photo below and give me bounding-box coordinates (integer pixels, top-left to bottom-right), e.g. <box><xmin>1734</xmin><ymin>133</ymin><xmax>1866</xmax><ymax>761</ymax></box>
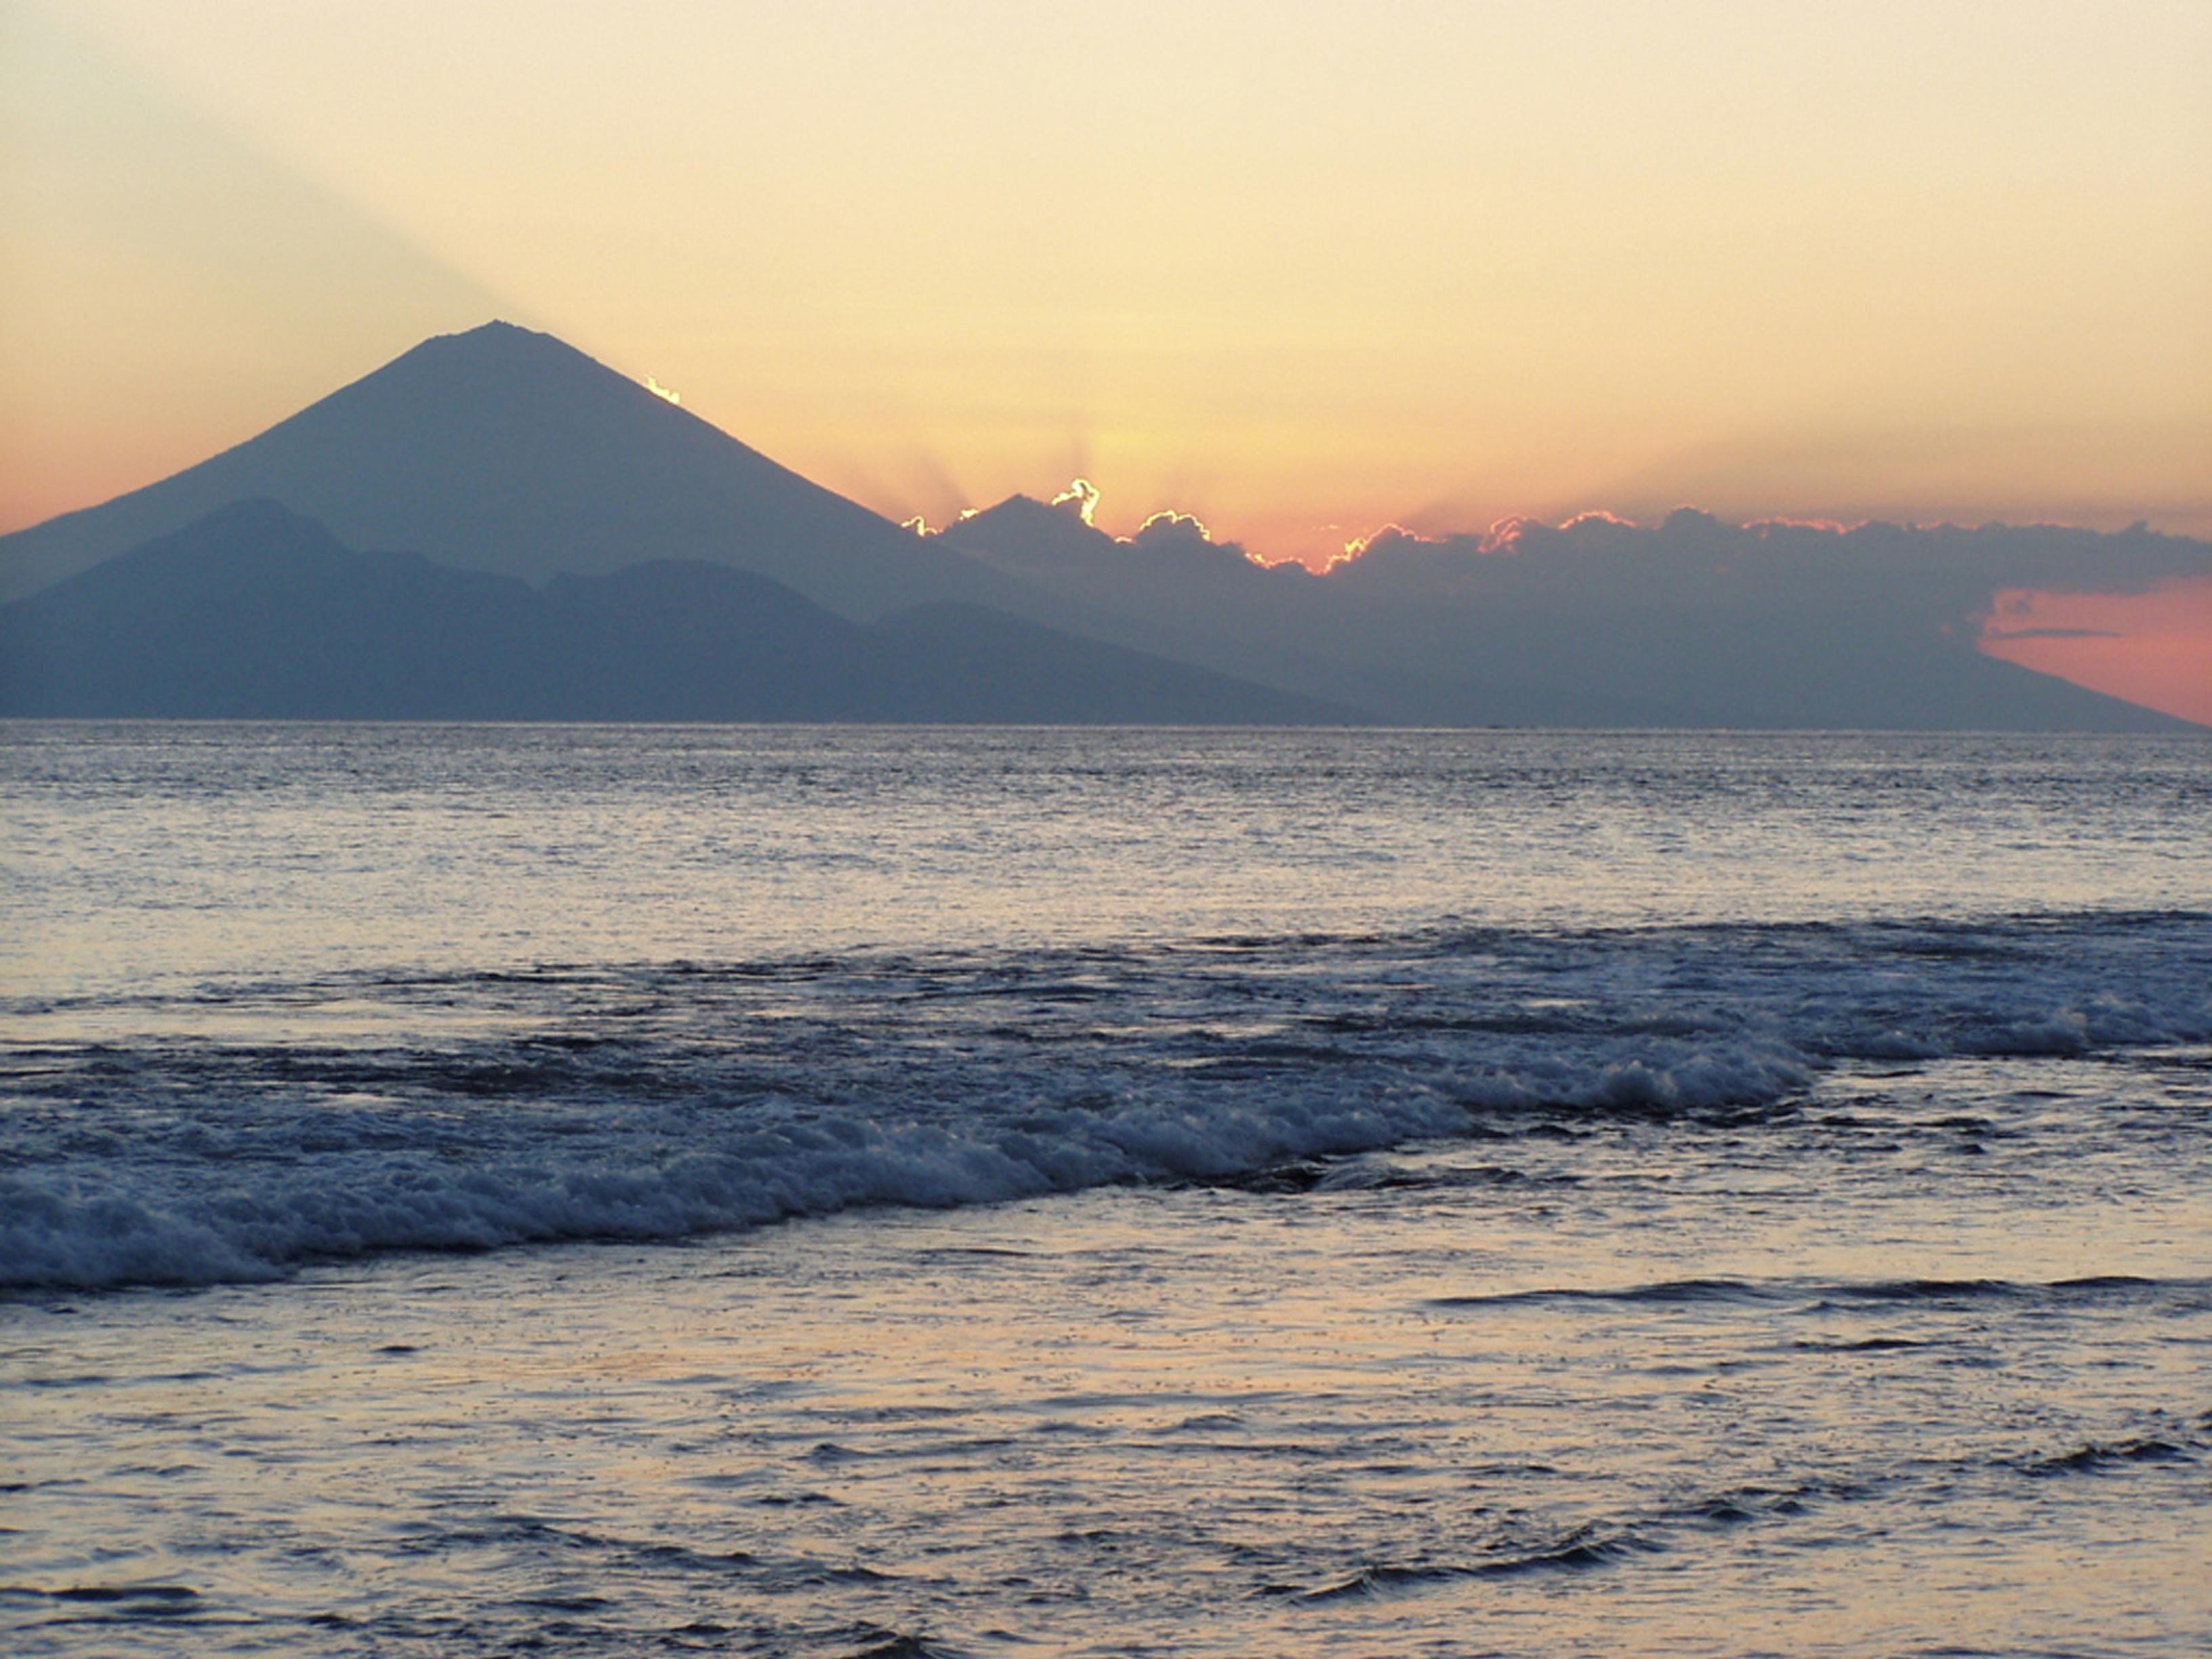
<box><xmin>2</xmin><ymin>725</ymin><xmax>2207</xmax><ymax>1655</ymax></box>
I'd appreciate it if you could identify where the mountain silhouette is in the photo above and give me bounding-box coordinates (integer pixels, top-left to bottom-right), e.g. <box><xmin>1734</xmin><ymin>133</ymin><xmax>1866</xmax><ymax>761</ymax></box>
<box><xmin>2</xmin><ymin>322</ymin><xmax>2198</xmax><ymax>729</ymax></box>
<box><xmin>932</xmin><ymin>496</ymin><xmax>1536</xmax><ymax>723</ymax></box>
<box><xmin>0</xmin><ymin>501</ymin><xmax>1345</xmax><ymax>723</ymax></box>
<box><xmin>0</xmin><ymin>322</ymin><xmax>1013</xmax><ymax>619</ymax></box>
<box><xmin>939</xmin><ymin>498</ymin><xmax>2203</xmax><ymax>732</ymax></box>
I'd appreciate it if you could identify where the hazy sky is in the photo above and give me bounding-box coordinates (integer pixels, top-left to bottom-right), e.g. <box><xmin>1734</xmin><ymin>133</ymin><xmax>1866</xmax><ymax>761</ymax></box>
<box><xmin>5</xmin><ymin>0</ymin><xmax>2209</xmax><ymax>567</ymax></box>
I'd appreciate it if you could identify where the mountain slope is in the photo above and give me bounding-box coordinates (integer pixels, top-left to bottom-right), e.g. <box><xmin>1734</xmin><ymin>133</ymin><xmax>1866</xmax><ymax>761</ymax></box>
<box><xmin>0</xmin><ymin>501</ymin><xmax>1346</xmax><ymax>724</ymax></box>
<box><xmin>5</xmin><ymin>321</ymin><xmax>2196</xmax><ymax>730</ymax></box>
<box><xmin>0</xmin><ymin>323</ymin><xmax>1010</xmax><ymax>620</ymax></box>
<box><xmin>939</xmin><ymin>499</ymin><xmax>2203</xmax><ymax>732</ymax></box>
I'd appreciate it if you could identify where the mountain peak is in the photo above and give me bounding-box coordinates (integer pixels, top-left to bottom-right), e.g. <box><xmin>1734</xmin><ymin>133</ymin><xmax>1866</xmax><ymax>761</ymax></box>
<box><xmin>411</xmin><ymin>318</ymin><xmax>586</xmax><ymax>363</ymax></box>
<box><xmin>350</xmin><ymin>318</ymin><xmax>648</xmax><ymax>405</ymax></box>
<box><xmin>170</xmin><ymin>495</ymin><xmax>324</xmax><ymax>537</ymax></box>
<box><xmin>0</xmin><ymin>325</ymin><xmax>1021</xmax><ymax>618</ymax></box>
<box><xmin>450</xmin><ymin>318</ymin><xmax>542</xmax><ymax>340</ymax></box>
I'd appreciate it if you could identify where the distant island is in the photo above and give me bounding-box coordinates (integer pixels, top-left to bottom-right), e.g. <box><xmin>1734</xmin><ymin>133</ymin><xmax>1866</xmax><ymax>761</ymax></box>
<box><xmin>1</xmin><ymin>323</ymin><xmax>2202</xmax><ymax>729</ymax></box>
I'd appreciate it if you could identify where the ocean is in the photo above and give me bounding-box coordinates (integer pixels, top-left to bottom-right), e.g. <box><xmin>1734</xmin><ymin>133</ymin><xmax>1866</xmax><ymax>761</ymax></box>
<box><xmin>3</xmin><ymin>723</ymin><xmax>2207</xmax><ymax>1657</ymax></box>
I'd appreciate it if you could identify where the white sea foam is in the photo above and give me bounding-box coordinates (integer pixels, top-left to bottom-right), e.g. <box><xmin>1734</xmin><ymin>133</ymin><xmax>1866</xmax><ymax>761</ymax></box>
<box><xmin>0</xmin><ymin>1086</ymin><xmax>1471</xmax><ymax>1289</ymax></box>
<box><xmin>7</xmin><ymin>725</ymin><xmax>2209</xmax><ymax>1294</ymax></box>
<box><xmin>12</xmin><ymin>727</ymin><xmax>2212</xmax><ymax>1659</ymax></box>
<box><xmin>5</xmin><ymin>909</ymin><xmax>2206</xmax><ymax>1291</ymax></box>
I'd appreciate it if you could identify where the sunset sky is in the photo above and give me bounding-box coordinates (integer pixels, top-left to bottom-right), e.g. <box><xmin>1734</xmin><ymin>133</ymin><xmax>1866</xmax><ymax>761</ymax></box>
<box><xmin>5</xmin><ymin>2</ymin><xmax>2209</xmax><ymax>638</ymax></box>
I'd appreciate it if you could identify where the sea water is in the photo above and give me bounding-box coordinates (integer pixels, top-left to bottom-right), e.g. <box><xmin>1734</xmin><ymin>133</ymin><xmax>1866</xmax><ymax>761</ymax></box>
<box><xmin>2</xmin><ymin>724</ymin><xmax>2207</xmax><ymax>1657</ymax></box>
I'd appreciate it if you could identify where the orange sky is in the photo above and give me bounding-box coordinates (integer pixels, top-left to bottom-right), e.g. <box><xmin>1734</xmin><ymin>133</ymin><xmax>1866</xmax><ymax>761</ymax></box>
<box><xmin>4</xmin><ymin>0</ymin><xmax>2207</xmax><ymax>718</ymax></box>
<box><xmin>1981</xmin><ymin>579</ymin><xmax>2212</xmax><ymax>726</ymax></box>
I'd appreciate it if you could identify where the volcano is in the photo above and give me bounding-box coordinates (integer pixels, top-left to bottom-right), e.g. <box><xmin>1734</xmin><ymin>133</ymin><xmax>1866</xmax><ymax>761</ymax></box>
<box><xmin>3</xmin><ymin>322</ymin><xmax>2200</xmax><ymax>729</ymax></box>
<box><xmin>0</xmin><ymin>322</ymin><xmax>1009</xmax><ymax>619</ymax></box>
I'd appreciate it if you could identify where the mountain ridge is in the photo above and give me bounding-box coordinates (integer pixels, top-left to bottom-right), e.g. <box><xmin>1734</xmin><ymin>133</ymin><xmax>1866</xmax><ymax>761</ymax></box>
<box><xmin>3</xmin><ymin>323</ymin><xmax>2200</xmax><ymax>731</ymax></box>
<box><xmin>0</xmin><ymin>500</ymin><xmax>1347</xmax><ymax>724</ymax></box>
<box><xmin>0</xmin><ymin>322</ymin><xmax>1018</xmax><ymax>620</ymax></box>
<box><xmin>935</xmin><ymin>498</ymin><xmax>2205</xmax><ymax>733</ymax></box>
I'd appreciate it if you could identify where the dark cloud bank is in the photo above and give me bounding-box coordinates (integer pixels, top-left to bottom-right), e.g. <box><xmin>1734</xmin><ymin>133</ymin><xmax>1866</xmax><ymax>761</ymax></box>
<box><xmin>1</xmin><ymin>323</ymin><xmax>2203</xmax><ymax>729</ymax></box>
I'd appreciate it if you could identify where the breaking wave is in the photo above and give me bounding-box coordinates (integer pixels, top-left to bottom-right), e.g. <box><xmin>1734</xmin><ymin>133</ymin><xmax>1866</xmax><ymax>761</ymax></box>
<box><xmin>4</xmin><ymin>909</ymin><xmax>2206</xmax><ymax>1291</ymax></box>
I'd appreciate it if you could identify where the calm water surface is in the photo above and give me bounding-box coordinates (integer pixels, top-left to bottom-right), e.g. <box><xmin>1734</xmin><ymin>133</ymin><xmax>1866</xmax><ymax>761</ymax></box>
<box><xmin>3</xmin><ymin>725</ymin><xmax>2208</xmax><ymax>1656</ymax></box>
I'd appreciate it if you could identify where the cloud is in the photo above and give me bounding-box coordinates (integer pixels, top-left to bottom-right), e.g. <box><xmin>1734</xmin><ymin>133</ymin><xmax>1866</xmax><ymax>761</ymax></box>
<box><xmin>1120</xmin><ymin>508</ymin><xmax>1284</xmax><ymax>573</ymax></box>
<box><xmin>1311</xmin><ymin>512</ymin><xmax>2211</xmax><ymax>721</ymax></box>
<box><xmin>1328</xmin><ymin>512</ymin><xmax>2212</xmax><ymax>619</ymax></box>
<box><xmin>1050</xmin><ymin>478</ymin><xmax>1101</xmax><ymax>526</ymax></box>
<box><xmin>941</xmin><ymin>490</ymin><xmax>2207</xmax><ymax>726</ymax></box>
<box><xmin>1128</xmin><ymin>508</ymin><xmax>1212</xmax><ymax>545</ymax></box>
<box><xmin>1332</xmin><ymin>523</ymin><xmax>1414</xmax><ymax>566</ymax></box>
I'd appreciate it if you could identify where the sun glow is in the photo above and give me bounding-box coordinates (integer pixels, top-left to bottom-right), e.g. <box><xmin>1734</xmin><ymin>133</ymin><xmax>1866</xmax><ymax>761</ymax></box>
<box><xmin>1333</xmin><ymin>525</ymin><xmax>1411</xmax><ymax>565</ymax></box>
<box><xmin>1128</xmin><ymin>508</ymin><xmax>1210</xmax><ymax>541</ymax></box>
<box><xmin>1980</xmin><ymin>579</ymin><xmax>2212</xmax><ymax>726</ymax></box>
<box><xmin>1050</xmin><ymin>478</ymin><xmax>1101</xmax><ymax>527</ymax></box>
